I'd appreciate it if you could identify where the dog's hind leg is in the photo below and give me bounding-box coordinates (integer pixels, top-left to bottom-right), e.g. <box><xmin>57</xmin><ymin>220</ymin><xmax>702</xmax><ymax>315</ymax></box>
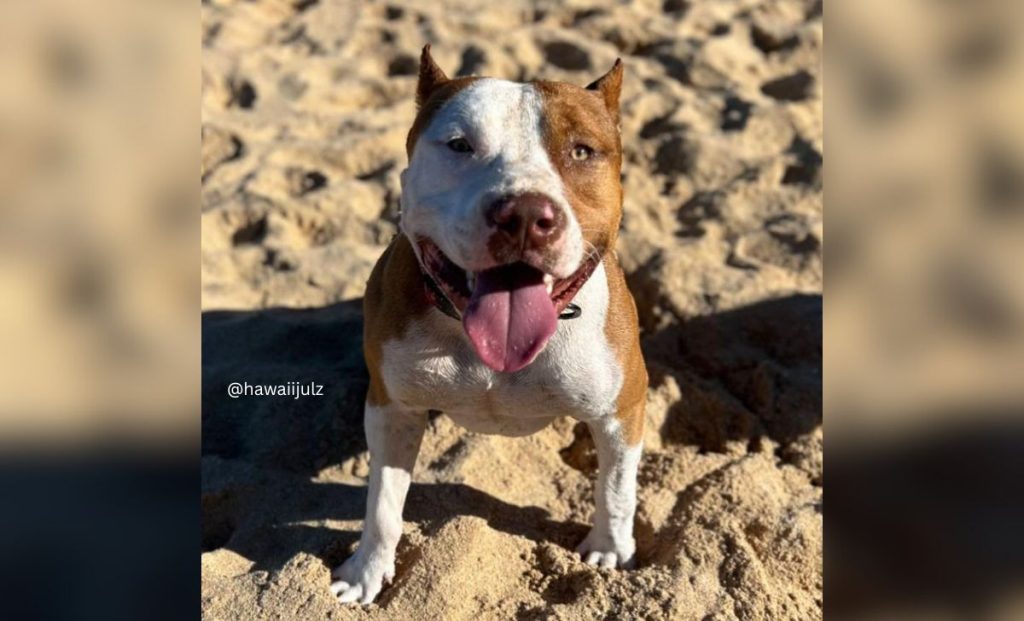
<box><xmin>331</xmin><ymin>402</ymin><xmax>427</xmax><ymax>605</ymax></box>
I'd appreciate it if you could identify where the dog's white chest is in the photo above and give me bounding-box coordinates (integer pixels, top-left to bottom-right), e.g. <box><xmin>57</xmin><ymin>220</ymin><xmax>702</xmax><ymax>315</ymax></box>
<box><xmin>378</xmin><ymin>264</ymin><xmax>622</xmax><ymax>434</ymax></box>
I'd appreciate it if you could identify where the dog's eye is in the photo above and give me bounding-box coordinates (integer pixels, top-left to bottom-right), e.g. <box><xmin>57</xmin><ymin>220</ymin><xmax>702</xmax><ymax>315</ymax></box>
<box><xmin>571</xmin><ymin>144</ymin><xmax>594</xmax><ymax>161</ymax></box>
<box><xmin>447</xmin><ymin>138</ymin><xmax>473</xmax><ymax>154</ymax></box>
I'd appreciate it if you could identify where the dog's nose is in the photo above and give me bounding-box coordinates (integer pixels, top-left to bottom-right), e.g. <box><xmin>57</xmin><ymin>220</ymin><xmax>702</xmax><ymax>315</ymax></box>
<box><xmin>485</xmin><ymin>192</ymin><xmax>565</xmax><ymax>254</ymax></box>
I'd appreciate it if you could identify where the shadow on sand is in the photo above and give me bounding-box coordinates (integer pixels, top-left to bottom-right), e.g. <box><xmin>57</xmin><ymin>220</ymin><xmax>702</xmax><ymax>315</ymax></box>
<box><xmin>201</xmin><ymin>293</ymin><xmax>822</xmax><ymax>573</ymax></box>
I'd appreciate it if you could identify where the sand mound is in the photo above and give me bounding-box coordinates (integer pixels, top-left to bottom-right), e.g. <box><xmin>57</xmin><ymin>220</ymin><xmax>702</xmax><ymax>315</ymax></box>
<box><xmin>202</xmin><ymin>0</ymin><xmax>822</xmax><ymax>618</ymax></box>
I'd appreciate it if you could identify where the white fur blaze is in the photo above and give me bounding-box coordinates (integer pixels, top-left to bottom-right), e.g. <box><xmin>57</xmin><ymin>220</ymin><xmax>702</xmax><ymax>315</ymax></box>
<box><xmin>400</xmin><ymin>79</ymin><xmax>585</xmax><ymax>279</ymax></box>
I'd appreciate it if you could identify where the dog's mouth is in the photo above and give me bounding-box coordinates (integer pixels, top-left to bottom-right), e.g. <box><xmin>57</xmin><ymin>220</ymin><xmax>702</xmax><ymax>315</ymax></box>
<box><xmin>418</xmin><ymin>238</ymin><xmax>599</xmax><ymax>373</ymax></box>
<box><xmin>418</xmin><ymin>239</ymin><xmax>597</xmax><ymax>315</ymax></box>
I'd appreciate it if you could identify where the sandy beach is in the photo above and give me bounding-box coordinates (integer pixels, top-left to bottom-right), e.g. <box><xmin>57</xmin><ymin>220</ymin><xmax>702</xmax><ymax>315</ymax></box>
<box><xmin>201</xmin><ymin>0</ymin><xmax>822</xmax><ymax>618</ymax></box>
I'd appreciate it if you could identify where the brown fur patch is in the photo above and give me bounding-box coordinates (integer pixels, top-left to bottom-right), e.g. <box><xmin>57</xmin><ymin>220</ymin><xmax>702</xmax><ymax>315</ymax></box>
<box><xmin>416</xmin><ymin>44</ymin><xmax>450</xmax><ymax>108</ymax></box>
<box><xmin>533</xmin><ymin>80</ymin><xmax>624</xmax><ymax>259</ymax></box>
<box><xmin>536</xmin><ymin>72</ymin><xmax>644</xmax><ymax>444</ymax></box>
<box><xmin>368</xmin><ymin>51</ymin><xmax>479</xmax><ymax>407</ymax></box>
<box><xmin>602</xmin><ymin>254</ymin><xmax>647</xmax><ymax>446</ymax></box>
<box><xmin>363</xmin><ymin>234</ymin><xmax>431</xmax><ymax>406</ymax></box>
<box><xmin>585</xmin><ymin>59</ymin><xmax>624</xmax><ymax>126</ymax></box>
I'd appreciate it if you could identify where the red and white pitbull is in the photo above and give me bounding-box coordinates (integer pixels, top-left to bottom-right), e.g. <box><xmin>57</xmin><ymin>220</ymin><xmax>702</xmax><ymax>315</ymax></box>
<box><xmin>331</xmin><ymin>45</ymin><xmax>648</xmax><ymax>604</ymax></box>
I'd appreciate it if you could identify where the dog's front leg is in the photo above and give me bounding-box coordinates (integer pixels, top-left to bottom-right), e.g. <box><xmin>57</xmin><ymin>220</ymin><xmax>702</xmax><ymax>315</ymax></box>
<box><xmin>331</xmin><ymin>403</ymin><xmax>426</xmax><ymax>604</ymax></box>
<box><xmin>577</xmin><ymin>408</ymin><xmax>643</xmax><ymax>569</ymax></box>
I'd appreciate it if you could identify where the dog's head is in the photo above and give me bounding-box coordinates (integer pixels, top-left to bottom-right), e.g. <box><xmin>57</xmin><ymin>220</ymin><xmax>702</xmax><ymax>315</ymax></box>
<box><xmin>399</xmin><ymin>45</ymin><xmax>624</xmax><ymax>372</ymax></box>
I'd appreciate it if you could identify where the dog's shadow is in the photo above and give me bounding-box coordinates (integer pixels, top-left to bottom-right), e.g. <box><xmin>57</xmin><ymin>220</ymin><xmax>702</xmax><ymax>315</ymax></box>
<box><xmin>203</xmin><ymin>475</ymin><xmax>589</xmax><ymax>575</ymax></box>
<box><xmin>201</xmin><ymin>293</ymin><xmax>823</xmax><ymax>581</ymax></box>
<box><xmin>201</xmin><ymin>298</ymin><xmax>588</xmax><ymax>575</ymax></box>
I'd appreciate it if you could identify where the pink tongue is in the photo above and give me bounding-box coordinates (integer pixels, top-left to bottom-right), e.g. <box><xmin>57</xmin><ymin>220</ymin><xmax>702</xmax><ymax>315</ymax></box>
<box><xmin>462</xmin><ymin>263</ymin><xmax>557</xmax><ymax>372</ymax></box>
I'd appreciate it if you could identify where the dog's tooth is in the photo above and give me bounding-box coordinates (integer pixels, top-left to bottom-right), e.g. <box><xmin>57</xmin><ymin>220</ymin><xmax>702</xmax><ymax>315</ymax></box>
<box><xmin>544</xmin><ymin>274</ymin><xmax>554</xmax><ymax>294</ymax></box>
<box><xmin>467</xmin><ymin>272</ymin><xmax>477</xmax><ymax>291</ymax></box>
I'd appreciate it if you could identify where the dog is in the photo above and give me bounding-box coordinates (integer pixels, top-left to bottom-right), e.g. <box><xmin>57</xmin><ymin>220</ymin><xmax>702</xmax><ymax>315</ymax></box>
<box><xmin>330</xmin><ymin>45</ymin><xmax>647</xmax><ymax>605</ymax></box>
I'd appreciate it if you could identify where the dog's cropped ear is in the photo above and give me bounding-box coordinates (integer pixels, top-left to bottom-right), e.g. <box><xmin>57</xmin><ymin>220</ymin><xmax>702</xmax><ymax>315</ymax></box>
<box><xmin>586</xmin><ymin>59</ymin><xmax>624</xmax><ymax>124</ymax></box>
<box><xmin>417</xmin><ymin>44</ymin><xmax>450</xmax><ymax>108</ymax></box>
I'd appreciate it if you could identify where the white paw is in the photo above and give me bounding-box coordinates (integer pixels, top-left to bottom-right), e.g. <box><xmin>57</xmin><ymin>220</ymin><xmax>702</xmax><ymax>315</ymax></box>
<box><xmin>329</xmin><ymin>549</ymin><xmax>394</xmax><ymax>605</ymax></box>
<box><xmin>576</xmin><ymin>529</ymin><xmax>636</xmax><ymax>569</ymax></box>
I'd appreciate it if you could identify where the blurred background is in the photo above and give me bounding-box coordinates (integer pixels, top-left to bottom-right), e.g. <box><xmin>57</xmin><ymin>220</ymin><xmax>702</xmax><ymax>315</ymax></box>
<box><xmin>827</xmin><ymin>1</ymin><xmax>1024</xmax><ymax>619</ymax></box>
<box><xmin>0</xmin><ymin>1</ymin><xmax>197</xmax><ymax>620</ymax></box>
<box><xmin>0</xmin><ymin>0</ymin><xmax>1020</xmax><ymax>619</ymax></box>
<box><xmin>0</xmin><ymin>0</ymin><xmax>198</xmax><ymax>441</ymax></box>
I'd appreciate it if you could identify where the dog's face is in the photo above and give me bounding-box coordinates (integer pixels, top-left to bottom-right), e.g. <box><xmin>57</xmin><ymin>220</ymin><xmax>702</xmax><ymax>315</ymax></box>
<box><xmin>399</xmin><ymin>47</ymin><xmax>624</xmax><ymax>372</ymax></box>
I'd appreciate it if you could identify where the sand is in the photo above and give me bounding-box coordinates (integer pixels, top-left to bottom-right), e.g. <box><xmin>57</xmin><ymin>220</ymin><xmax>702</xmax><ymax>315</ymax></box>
<box><xmin>201</xmin><ymin>0</ymin><xmax>822</xmax><ymax>619</ymax></box>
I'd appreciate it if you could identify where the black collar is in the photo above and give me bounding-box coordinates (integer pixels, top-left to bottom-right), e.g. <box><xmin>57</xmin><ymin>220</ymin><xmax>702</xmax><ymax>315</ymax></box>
<box><xmin>423</xmin><ymin>272</ymin><xmax>461</xmax><ymax>320</ymax></box>
<box><xmin>423</xmin><ymin>273</ymin><xmax>582</xmax><ymax>322</ymax></box>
